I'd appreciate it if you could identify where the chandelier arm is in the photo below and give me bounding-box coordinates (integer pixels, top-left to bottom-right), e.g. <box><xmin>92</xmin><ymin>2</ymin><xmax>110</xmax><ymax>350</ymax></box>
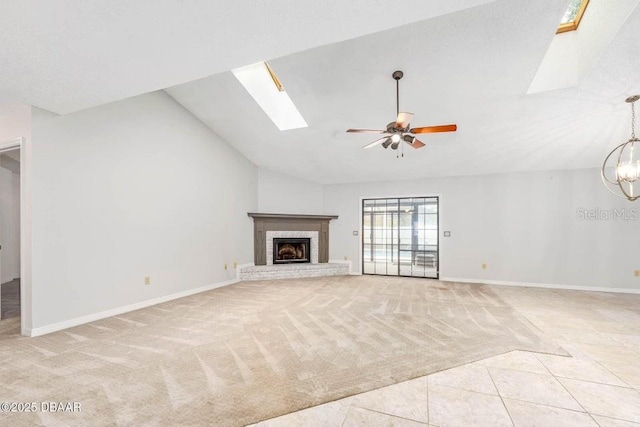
<box><xmin>616</xmin><ymin>140</ymin><xmax>627</xmax><ymax>181</ymax></box>
<box><xmin>601</xmin><ymin>142</ymin><xmax>627</xmax><ymax>185</ymax></box>
<box><xmin>600</xmin><ymin>173</ymin><xmax>629</xmax><ymax>199</ymax></box>
<box><xmin>602</xmin><ymin>95</ymin><xmax>640</xmax><ymax>202</ymax></box>
<box><xmin>617</xmin><ymin>180</ymin><xmax>635</xmax><ymax>200</ymax></box>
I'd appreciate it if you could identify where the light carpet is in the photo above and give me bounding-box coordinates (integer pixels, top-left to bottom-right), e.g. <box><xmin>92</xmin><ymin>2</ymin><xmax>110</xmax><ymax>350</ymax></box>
<box><xmin>0</xmin><ymin>275</ymin><xmax>566</xmax><ymax>426</ymax></box>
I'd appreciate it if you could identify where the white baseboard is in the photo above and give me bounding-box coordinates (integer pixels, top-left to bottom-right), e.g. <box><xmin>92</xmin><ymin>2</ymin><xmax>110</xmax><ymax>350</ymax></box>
<box><xmin>28</xmin><ymin>278</ymin><xmax>240</xmax><ymax>337</ymax></box>
<box><xmin>440</xmin><ymin>277</ymin><xmax>640</xmax><ymax>295</ymax></box>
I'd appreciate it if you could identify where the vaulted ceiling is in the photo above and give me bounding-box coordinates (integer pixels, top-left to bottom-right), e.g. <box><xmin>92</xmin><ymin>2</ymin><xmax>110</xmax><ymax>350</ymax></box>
<box><xmin>165</xmin><ymin>0</ymin><xmax>640</xmax><ymax>183</ymax></box>
<box><xmin>0</xmin><ymin>0</ymin><xmax>493</xmax><ymax>114</ymax></box>
<box><xmin>3</xmin><ymin>0</ymin><xmax>640</xmax><ymax>184</ymax></box>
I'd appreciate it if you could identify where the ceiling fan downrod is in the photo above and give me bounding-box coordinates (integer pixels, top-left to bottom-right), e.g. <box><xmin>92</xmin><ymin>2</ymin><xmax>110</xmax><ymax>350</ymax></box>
<box><xmin>393</xmin><ymin>70</ymin><xmax>403</xmax><ymax>118</ymax></box>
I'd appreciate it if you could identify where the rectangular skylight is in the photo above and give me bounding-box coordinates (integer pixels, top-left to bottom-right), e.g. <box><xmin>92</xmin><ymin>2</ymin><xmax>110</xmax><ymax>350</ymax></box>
<box><xmin>557</xmin><ymin>0</ymin><xmax>589</xmax><ymax>33</ymax></box>
<box><xmin>232</xmin><ymin>62</ymin><xmax>308</xmax><ymax>131</ymax></box>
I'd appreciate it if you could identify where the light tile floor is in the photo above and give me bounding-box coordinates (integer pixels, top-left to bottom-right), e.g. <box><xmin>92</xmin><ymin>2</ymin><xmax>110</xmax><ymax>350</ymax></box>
<box><xmin>249</xmin><ymin>285</ymin><xmax>640</xmax><ymax>426</ymax></box>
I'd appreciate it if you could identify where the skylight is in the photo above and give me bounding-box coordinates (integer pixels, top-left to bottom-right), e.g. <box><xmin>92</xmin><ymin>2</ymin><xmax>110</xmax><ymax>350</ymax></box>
<box><xmin>557</xmin><ymin>0</ymin><xmax>590</xmax><ymax>34</ymax></box>
<box><xmin>232</xmin><ymin>62</ymin><xmax>308</xmax><ymax>131</ymax></box>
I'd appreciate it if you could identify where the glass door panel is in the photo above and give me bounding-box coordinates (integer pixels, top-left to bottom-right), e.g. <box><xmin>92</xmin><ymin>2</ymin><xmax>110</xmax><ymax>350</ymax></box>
<box><xmin>362</xmin><ymin>199</ymin><xmax>375</xmax><ymax>274</ymax></box>
<box><xmin>362</xmin><ymin>197</ymin><xmax>438</xmax><ymax>279</ymax></box>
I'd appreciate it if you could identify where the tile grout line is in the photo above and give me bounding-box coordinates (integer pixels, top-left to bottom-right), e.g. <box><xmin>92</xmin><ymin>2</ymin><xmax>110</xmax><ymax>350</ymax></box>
<box><xmin>552</xmin><ymin>339</ymin><xmax>640</xmax><ymax>391</ymax></box>
<box><xmin>592</xmin><ymin>414</ymin><xmax>640</xmax><ymax>425</ymax></box>
<box><xmin>552</xmin><ymin>372</ymin><xmax>635</xmax><ymax>390</ymax></box>
<box><xmin>485</xmin><ymin>366</ymin><xmax>516</xmax><ymax>427</ymax></box>
<box><xmin>479</xmin><ymin>362</ymin><xmax>557</xmax><ymax>379</ymax></box>
<box><xmin>429</xmin><ymin>381</ymin><xmax>501</xmax><ymax>398</ymax></box>
<box><xmin>339</xmin><ymin>405</ymin><xmax>351</xmax><ymax>427</ymax></box>
<box><xmin>426</xmin><ymin>371</ymin><xmax>430</xmax><ymax>426</ymax></box>
<box><xmin>500</xmin><ymin>397</ymin><xmax>599</xmax><ymax>416</ymax></box>
<box><xmin>533</xmin><ymin>352</ymin><xmax>602</xmax><ymax>426</ymax></box>
<box><xmin>349</xmin><ymin>406</ymin><xmax>429</xmax><ymax>425</ymax></box>
<box><xmin>588</xmin><ymin>356</ymin><xmax>640</xmax><ymax>391</ymax></box>
<box><xmin>484</xmin><ymin>365</ymin><xmax>601</xmax><ymax>415</ymax></box>
<box><xmin>554</xmin><ymin>374</ymin><xmax>640</xmax><ymax>423</ymax></box>
<box><xmin>484</xmin><ymin>356</ymin><xmax>636</xmax><ymax>390</ymax></box>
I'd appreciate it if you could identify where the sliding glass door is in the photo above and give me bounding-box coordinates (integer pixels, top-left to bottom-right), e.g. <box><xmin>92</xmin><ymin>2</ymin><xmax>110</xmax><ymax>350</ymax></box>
<box><xmin>362</xmin><ymin>197</ymin><xmax>439</xmax><ymax>279</ymax></box>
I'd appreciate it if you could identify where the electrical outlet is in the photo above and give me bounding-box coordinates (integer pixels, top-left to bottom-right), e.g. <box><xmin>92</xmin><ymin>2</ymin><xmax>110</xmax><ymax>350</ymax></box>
<box><xmin>233</xmin><ymin>262</ymin><xmax>237</xmax><ymax>269</ymax></box>
<box><xmin>144</xmin><ymin>276</ymin><xmax>151</xmax><ymax>286</ymax></box>
<box><xmin>482</xmin><ymin>263</ymin><xmax>487</xmax><ymax>270</ymax></box>
<box><xmin>635</xmin><ymin>270</ymin><xmax>640</xmax><ymax>277</ymax></box>
<box><xmin>224</xmin><ymin>263</ymin><xmax>228</xmax><ymax>270</ymax></box>
<box><xmin>344</xmin><ymin>256</ymin><xmax>349</xmax><ymax>260</ymax></box>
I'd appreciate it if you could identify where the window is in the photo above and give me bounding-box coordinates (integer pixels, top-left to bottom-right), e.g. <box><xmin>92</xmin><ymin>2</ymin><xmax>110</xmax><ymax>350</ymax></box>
<box><xmin>557</xmin><ymin>0</ymin><xmax>590</xmax><ymax>34</ymax></box>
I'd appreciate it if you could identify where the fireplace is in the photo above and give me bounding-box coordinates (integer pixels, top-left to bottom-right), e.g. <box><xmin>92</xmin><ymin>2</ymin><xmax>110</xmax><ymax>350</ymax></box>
<box><xmin>247</xmin><ymin>213</ymin><xmax>338</xmax><ymax>265</ymax></box>
<box><xmin>273</xmin><ymin>238</ymin><xmax>311</xmax><ymax>264</ymax></box>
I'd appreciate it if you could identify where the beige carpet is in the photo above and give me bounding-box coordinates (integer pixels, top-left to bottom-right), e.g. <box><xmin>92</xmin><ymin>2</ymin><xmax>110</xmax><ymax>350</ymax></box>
<box><xmin>0</xmin><ymin>275</ymin><xmax>566</xmax><ymax>426</ymax></box>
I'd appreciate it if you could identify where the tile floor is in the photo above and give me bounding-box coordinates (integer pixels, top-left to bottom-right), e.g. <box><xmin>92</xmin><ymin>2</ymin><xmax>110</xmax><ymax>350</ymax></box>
<box><xmin>250</xmin><ymin>285</ymin><xmax>640</xmax><ymax>426</ymax></box>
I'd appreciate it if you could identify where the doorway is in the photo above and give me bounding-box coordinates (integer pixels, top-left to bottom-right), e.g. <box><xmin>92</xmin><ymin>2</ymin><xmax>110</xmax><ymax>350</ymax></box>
<box><xmin>0</xmin><ymin>148</ymin><xmax>20</xmax><ymax>320</ymax></box>
<box><xmin>362</xmin><ymin>197</ymin><xmax>439</xmax><ymax>278</ymax></box>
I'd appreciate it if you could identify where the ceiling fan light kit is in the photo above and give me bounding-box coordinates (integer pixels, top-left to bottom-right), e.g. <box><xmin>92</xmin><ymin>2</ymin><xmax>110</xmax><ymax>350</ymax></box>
<box><xmin>346</xmin><ymin>71</ymin><xmax>457</xmax><ymax>156</ymax></box>
<box><xmin>601</xmin><ymin>95</ymin><xmax>640</xmax><ymax>202</ymax></box>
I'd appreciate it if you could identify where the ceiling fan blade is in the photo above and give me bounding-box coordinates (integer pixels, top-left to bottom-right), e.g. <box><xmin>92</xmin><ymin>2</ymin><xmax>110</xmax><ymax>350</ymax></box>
<box><xmin>410</xmin><ymin>124</ymin><xmax>457</xmax><ymax>134</ymax></box>
<box><xmin>347</xmin><ymin>129</ymin><xmax>385</xmax><ymax>134</ymax></box>
<box><xmin>362</xmin><ymin>137</ymin><xmax>389</xmax><ymax>149</ymax></box>
<box><xmin>410</xmin><ymin>138</ymin><xmax>425</xmax><ymax>149</ymax></box>
<box><xmin>396</xmin><ymin>112</ymin><xmax>414</xmax><ymax>129</ymax></box>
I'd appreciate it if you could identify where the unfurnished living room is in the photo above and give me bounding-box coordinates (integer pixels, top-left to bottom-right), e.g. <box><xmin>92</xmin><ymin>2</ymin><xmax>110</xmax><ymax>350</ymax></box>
<box><xmin>1</xmin><ymin>1</ymin><xmax>640</xmax><ymax>426</ymax></box>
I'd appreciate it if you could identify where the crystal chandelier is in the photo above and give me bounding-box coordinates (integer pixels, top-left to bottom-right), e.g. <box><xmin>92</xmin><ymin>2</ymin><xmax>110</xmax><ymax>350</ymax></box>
<box><xmin>601</xmin><ymin>95</ymin><xmax>640</xmax><ymax>201</ymax></box>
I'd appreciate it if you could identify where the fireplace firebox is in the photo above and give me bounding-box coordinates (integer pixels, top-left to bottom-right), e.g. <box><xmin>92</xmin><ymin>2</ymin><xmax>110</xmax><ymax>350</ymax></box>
<box><xmin>273</xmin><ymin>238</ymin><xmax>311</xmax><ymax>264</ymax></box>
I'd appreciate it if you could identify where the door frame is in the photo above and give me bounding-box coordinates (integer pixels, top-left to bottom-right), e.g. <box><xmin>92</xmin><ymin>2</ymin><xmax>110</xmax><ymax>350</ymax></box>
<box><xmin>0</xmin><ymin>137</ymin><xmax>31</xmax><ymax>335</ymax></box>
<box><xmin>359</xmin><ymin>194</ymin><xmax>441</xmax><ymax>279</ymax></box>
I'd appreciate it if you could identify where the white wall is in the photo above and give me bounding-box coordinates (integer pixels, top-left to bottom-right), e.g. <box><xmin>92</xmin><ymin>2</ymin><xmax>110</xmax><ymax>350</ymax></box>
<box><xmin>0</xmin><ymin>106</ymin><xmax>31</xmax><ymax>334</ymax></box>
<box><xmin>0</xmin><ymin>167</ymin><xmax>20</xmax><ymax>283</ymax></box>
<box><xmin>257</xmin><ymin>168</ymin><xmax>324</xmax><ymax>214</ymax></box>
<box><xmin>324</xmin><ymin>169</ymin><xmax>640</xmax><ymax>291</ymax></box>
<box><xmin>0</xmin><ymin>167</ymin><xmax>12</xmax><ymax>283</ymax></box>
<box><xmin>11</xmin><ymin>172</ymin><xmax>20</xmax><ymax>280</ymax></box>
<box><xmin>31</xmin><ymin>91</ymin><xmax>257</xmax><ymax>330</ymax></box>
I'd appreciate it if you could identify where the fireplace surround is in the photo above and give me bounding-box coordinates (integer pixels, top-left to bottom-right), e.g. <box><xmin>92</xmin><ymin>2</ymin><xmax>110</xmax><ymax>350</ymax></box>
<box><xmin>247</xmin><ymin>213</ymin><xmax>338</xmax><ymax>266</ymax></box>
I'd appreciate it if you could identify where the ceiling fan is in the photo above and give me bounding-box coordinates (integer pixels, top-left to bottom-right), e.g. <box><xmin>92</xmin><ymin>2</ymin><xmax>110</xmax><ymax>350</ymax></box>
<box><xmin>347</xmin><ymin>70</ymin><xmax>457</xmax><ymax>152</ymax></box>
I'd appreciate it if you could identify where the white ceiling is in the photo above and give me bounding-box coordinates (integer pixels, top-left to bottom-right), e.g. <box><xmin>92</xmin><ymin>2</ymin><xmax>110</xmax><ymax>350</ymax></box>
<box><xmin>3</xmin><ymin>0</ymin><xmax>639</xmax><ymax>185</ymax></box>
<box><xmin>0</xmin><ymin>0</ymin><xmax>494</xmax><ymax>114</ymax></box>
<box><xmin>167</xmin><ymin>0</ymin><xmax>640</xmax><ymax>184</ymax></box>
